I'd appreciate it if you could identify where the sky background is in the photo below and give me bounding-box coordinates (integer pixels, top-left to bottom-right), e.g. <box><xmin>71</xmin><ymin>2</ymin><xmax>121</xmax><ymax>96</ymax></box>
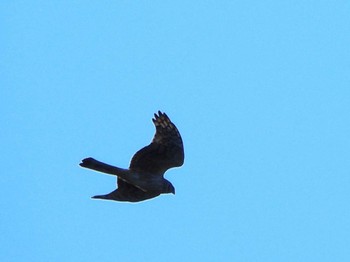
<box><xmin>1</xmin><ymin>1</ymin><xmax>350</xmax><ymax>261</ymax></box>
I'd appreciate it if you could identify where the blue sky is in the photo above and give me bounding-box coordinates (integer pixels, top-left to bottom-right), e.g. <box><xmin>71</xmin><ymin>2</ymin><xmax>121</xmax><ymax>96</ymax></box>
<box><xmin>1</xmin><ymin>1</ymin><xmax>350</xmax><ymax>261</ymax></box>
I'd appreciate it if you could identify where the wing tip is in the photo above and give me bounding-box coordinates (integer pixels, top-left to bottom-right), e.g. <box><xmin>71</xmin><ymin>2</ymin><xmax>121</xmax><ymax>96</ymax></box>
<box><xmin>153</xmin><ymin>110</ymin><xmax>166</xmax><ymax>122</ymax></box>
<box><xmin>155</xmin><ymin>110</ymin><xmax>170</xmax><ymax>119</ymax></box>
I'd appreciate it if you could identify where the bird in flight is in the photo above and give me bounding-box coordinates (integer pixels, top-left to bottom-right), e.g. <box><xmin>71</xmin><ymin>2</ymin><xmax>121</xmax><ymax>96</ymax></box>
<box><xmin>79</xmin><ymin>111</ymin><xmax>184</xmax><ymax>202</ymax></box>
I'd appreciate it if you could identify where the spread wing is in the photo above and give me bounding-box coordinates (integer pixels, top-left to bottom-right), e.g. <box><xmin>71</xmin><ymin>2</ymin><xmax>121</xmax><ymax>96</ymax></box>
<box><xmin>129</xmin><ymin>111</ymin><xmax>184</xmax><ymax>175</ymax></box>
<box><xmin>92</xmin><ymin>179</ymin><xmax>161</xmax><ymax>202</ymax></box>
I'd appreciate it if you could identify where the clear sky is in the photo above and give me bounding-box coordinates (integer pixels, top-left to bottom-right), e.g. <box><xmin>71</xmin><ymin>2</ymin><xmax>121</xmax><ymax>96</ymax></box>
<box><xmin>1</xmin><ymin>1</ymin><xmax>350</xmax><ymax>261</ymax></box>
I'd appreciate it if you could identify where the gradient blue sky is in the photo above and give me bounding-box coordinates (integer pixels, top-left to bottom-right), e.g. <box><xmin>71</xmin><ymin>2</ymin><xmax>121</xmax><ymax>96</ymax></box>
<box><xmin>1</xmin><ymin>1</ymin><xmax>350</xmax><ymax>261</ymax></box>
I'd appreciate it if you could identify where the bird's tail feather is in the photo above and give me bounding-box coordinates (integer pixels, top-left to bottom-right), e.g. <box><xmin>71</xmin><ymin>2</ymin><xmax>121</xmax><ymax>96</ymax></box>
<box><xmin>79</xmin><ymin>157</ymin><xmax>129</xmax><ymax>177</ymax></box>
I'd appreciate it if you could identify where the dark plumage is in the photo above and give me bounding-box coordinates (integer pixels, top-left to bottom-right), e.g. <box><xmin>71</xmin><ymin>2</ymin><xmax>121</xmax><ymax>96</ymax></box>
<box><xmin>79</xmin><ymin>111</ymin><xmax>184</xmax><ymax>202</ymax></box>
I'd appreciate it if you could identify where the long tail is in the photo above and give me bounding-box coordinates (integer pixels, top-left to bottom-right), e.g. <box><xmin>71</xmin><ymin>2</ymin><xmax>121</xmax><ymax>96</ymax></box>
<box><xmin>79</xmin><ymin>157</ymin><xmax>129</xmax><ymax>176</ymax></box>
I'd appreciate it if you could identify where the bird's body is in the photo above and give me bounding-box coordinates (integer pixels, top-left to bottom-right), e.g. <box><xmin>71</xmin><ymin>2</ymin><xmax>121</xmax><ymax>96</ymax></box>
<box><xmin>79</xmin><ymin>111</ymin><xmax>184</xmax><ymax>202</ymax></box>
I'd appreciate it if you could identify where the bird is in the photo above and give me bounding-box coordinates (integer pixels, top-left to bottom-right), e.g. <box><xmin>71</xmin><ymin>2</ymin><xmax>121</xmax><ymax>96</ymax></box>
<box><xmin>79</xmin><ymin>111</ymin><xmax>184</xmax><ymax>202</ymax></box>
